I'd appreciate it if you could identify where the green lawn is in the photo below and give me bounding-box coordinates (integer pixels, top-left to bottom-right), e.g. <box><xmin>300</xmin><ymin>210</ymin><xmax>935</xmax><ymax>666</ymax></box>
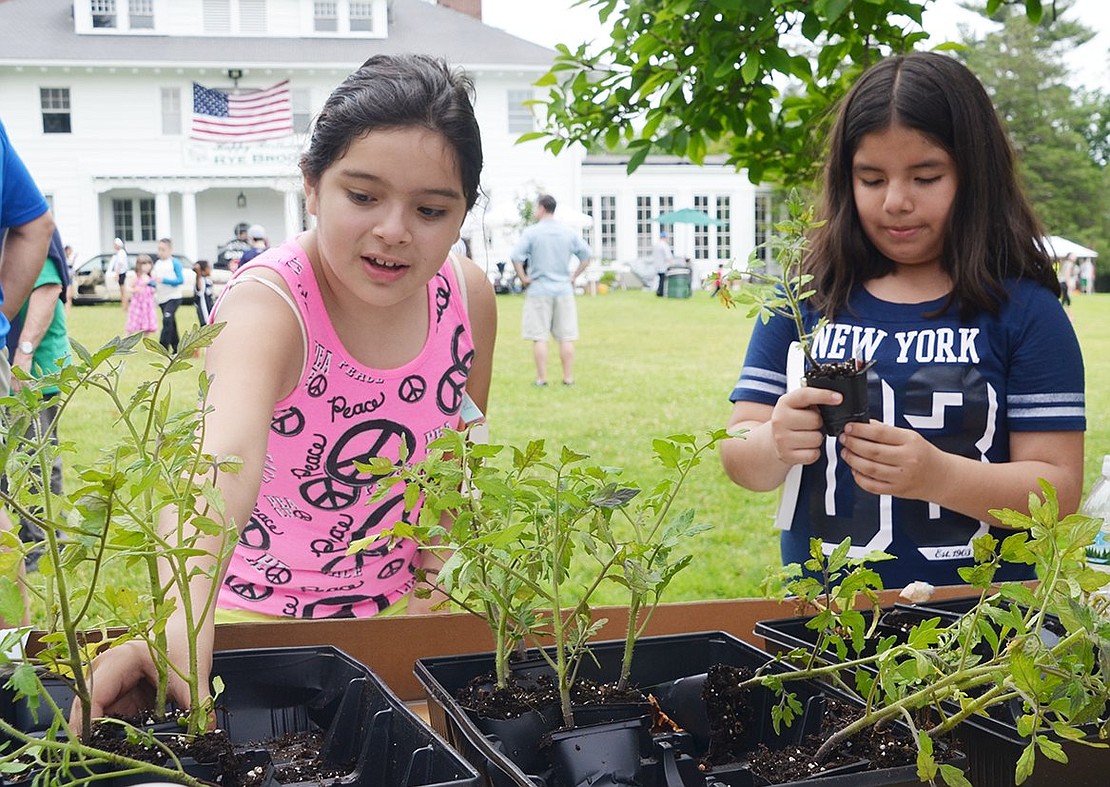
<box><xmin>52</xmin><ymin>289</ymin><xmax>1110</xmax><ymax>609</ymax></box>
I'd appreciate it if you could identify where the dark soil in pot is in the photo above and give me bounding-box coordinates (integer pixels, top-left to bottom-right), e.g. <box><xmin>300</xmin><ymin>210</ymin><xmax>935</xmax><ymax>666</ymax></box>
<box><xmin>454</xmin><ymin>673</ymin><xmax>645</xmax><ymax>722</ymax></box>
<box><xmin>700</xmin><ymin>663</ymin><xmax>955</xmax><ymax>784</ymax></box>
<box><xmin>82</xmin><ymin>715</ymin><xmax>353</xmax><ymax>787</ymax></box>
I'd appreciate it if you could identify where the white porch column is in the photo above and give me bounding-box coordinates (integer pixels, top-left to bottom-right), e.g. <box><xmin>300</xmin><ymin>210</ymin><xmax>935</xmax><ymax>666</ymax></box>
<box><xmin>283</xmin><ymin>189</ymin><xmax>301</xmax><ymax>241</ymax></box>
<box><xmin>155</xmin><ymin>192</ymin><xmax>172</xmax><ymax>243</ymax></box>
<box><xmin>180</xmin><ymin>191</ymin><xmax>198</xmax><ymax>261</ymax></box>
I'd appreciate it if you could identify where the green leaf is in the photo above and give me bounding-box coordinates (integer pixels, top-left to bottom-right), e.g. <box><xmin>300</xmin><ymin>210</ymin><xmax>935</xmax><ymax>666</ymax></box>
<box><xmin>1035</xmin><ymin>735</ymin><xmax>1068</xmax><ymax>763</ymax></box>
<box><xmin>938</xmin><ymin>763</ymin><xmax>973</xmax><ymax>787</ymax></box>
<box><xmin>1010</xmin><ymin>647</ymin><xmax>1041</xmax><ymax>696</ymax></box>
<box><xmin>1015</xmin><ymin>741</ymin><xmax>1037</xmax><ymax>784</ymax></box>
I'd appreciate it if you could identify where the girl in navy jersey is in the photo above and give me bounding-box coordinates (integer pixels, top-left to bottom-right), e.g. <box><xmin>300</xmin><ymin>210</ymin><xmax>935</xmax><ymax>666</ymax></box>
<box><xmin>722</xmin><ymin>52</ymin><xmax>1085</xmax><ymax>588</ymax></box>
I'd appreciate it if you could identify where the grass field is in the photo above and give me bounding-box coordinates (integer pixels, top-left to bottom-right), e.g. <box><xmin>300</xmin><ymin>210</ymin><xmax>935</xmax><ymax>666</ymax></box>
<box><xmin>47</xmin><ymin>288</ymin><xmax>1110</xmax><ymax>610</ymax></box>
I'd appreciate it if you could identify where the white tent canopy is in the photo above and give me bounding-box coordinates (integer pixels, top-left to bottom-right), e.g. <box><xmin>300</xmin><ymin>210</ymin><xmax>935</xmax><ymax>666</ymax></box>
<box><xmin>1043</xmin><ymin>235</ymin><xmax>1099</xmax><ymax>259</ymax></box>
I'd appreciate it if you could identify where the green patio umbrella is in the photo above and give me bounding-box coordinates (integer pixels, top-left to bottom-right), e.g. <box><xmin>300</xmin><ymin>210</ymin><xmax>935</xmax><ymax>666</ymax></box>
<box><xmin>654</xmin><ymin>208</ymin><xmax>722</xmax><ymax>226</ymax></box>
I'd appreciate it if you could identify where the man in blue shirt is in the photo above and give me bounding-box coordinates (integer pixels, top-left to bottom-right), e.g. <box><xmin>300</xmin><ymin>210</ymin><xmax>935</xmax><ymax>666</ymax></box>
<box><xmin>0</xmin><ymin>118</ymin><xmax>53</xmax><ymax>392</ymax></box>
<box><xmin>510</xmin><ymin>194</ymin><xmax>592</xmax><ymax>386</ymax></box>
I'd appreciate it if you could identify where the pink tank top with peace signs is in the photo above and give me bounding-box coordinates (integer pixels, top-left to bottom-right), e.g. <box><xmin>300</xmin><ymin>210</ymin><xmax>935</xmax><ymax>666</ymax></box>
<box><xmin>214</xmin><ymin>237</ymin><xmax>473</xmax><ymax>619</ymax></box>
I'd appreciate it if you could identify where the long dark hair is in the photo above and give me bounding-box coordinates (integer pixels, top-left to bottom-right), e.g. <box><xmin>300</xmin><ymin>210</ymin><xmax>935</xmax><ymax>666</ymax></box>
<box><xmin>300</xmin><ymin>54</ymin><xmax>483</xmax><ymax>211</ymax></box>
<box><xmin>806</xmin><ymin>51</ymin><xmax>1057</xmax><ymax>318</ymax></box>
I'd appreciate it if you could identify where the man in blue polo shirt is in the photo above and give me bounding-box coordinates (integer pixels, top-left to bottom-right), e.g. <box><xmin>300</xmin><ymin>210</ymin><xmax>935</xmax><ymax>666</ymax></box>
<box><xmin>510</xmin><ymin>194</ymin><xmax>592</xmax><ymax>387</ymax></box>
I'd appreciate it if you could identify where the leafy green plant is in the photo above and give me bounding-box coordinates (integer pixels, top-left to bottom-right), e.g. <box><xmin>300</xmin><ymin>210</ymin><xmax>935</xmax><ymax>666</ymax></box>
<box><xmin>0</xmin><ymin>325</ymin><xmax>236</xmax><ymax>786</ymax></box>
<box><xmin>746</xmin><ymin>480</ymin><xmax>1110</xmax><ymax>786</ymax></box>
<box><xmin>716</xmin><ymin>189</ymin><xmax>826</xmax><ymax>370</ymax></box>
<box><xmin>355</xmin><ymin>427</ymin><xmax>725</xmax><ymax>727</ymax></box>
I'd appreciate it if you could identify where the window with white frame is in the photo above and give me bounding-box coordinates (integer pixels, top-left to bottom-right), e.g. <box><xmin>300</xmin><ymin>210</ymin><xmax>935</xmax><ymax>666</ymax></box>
<box><xmin>161</xmin><ymin>87</ymin><xmax>180</xmax><ymax>135</ymax></box>
<box><xmin>112</xmin><ymin>199</ymin><xmax>135</xmax><ymax>243</ymax></box>
<box><xmin>580</xmin><ymin>196</ymin><xmax>594</xmax><ymax>250</ymax></box>
<box><xmin>139</xmin><ymin>198</ymin><xmax>157</xmax><ymax>242</ymax></box>
<box><xmin>314</xmin><ymin>1</ymin><xmax>338</xmax><ymax>31</ymax></box>
<box><xmin>203</xmin><ymin>0</ymin><xmax>231</xmax><ymax>33</ymax></box>
<box><xmin>292</xmin><ymin>88</ymin><xmax>312</xmax><ymax>134</ymax></box>
<box><xmin>599</xmin><ymin>195</ymin><xmax>616</xmax><ymax>261</ymax></box>
<box><xmin>657</xmin><ymin>194</ymin><xmax>674</xmax><ymax>221</ymax></box>
<box><xmin>507</xmin><ymin>90</ymin><xmax>534</xmax><ymax>134</ymax></box>
<box><xmin>716</xmin><ymin>196</ymin><xmax>731</xmax><ymax>260</ymax></box>
<box><xmin>40</xmin><ymin>88</ymin><xmax>72</xmax><ymax>134</ymax></box>
<box><xmin>693</xmin><ymin>194</ymin><xmax>710</xmax><ymax>260</ymax></box>
<box><xmin>91</xmin><ymin>0</ymin><xmax>116</xmax><ymax>28</ymax></box>
<box><xmin>636</xmin><ymin>196</ymin><xmax>654</xmax><ymax>258</ymax></box>
<box><xmin>129</xmin><ymin>0</ymin><xmax>154</xmax><ymax>28</ymax></box>
<box><xmin>754</xmin><ymin>192</ymin><xmax>772</xmax><ymax>264</ymax></box>
<box><xmin>350</xmin><ymin>1</ymin><xmax>375</xmax><ymax>31</ymax></box>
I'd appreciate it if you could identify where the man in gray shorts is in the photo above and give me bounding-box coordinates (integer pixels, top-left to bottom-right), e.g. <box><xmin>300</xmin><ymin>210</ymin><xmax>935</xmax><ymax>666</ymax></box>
<box><xmin>510</xmin><ymin>194</ymin><xmax>592</xmax><ymax>386</ymax></box>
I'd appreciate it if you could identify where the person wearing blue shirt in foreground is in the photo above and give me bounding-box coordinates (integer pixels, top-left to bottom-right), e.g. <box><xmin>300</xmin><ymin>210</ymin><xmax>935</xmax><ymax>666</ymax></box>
<box><xmin>0</xmin><ymin>117</ymin><xmax>53</xmax><ymax>391</ymax></box>
<box><xmin>0</xmin><ymin>117</ymin><xmax>53</xmax><ymax>627</ymax></box>
<box><xmin>720</xmin><ymin>52</ymin><xmax>1084</xmax><ymax>590</ymax></box>
<box><xmin>510</xmin><ymin>194</ymin><xmax>591</xmax><ymax>386</ymax></box>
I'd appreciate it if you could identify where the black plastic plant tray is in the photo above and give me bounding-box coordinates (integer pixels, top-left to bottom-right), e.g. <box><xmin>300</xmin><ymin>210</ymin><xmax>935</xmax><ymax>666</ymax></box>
<box><xmin>756</xmin><ymin>608</ymin><xmax>1109</xmax><ymax>787</ymax></box>
<box><xmin>415</xmin><ymin>631</ymin><xmax>962</xmax><ymax>787</ymax></box>
<box><xmin>2</xmin><ymin>645</ymin><xmax>480</xmax><ymax>787</ymax></box>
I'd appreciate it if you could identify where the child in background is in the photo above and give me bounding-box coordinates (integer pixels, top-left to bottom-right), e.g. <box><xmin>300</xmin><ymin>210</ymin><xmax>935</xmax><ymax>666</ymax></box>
<box><xmin>193</xmin><ymin>259</ymin><xmax>214</xmax><ymax>326</ymax></box>
<box><xmin>124</xmin><ymin>254</ymin><xmax>158</xmax><ymax>337</ymax></box>
<box><xmin>720</xmin><ymin>52</ymin><xmax>1084</xmax><ymax>589</ymax></box>
<box><xmin>81</xmin><ymin>53</ymin><xmax>496</xmax><ymax>722</ymax></box>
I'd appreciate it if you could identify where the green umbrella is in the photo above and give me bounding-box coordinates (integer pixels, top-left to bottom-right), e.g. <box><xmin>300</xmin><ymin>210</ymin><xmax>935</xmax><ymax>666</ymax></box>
<box><xmin>654</xmin><ymin>208</ymin><xmax>722</xmax><ymax>226</ymax></box>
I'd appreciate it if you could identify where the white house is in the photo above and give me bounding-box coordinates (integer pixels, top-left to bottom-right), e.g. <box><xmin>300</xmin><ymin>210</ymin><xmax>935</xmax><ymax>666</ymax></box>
<box><xmin>0</xmin><ymin>0</ymin><xmax>770</xmax><ymax>280</ymax></box>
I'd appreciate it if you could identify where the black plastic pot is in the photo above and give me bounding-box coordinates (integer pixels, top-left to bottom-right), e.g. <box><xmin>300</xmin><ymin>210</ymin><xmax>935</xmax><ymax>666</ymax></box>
<box><xmin>547</xmin><ymin>717</ymin><xmax>647</xmax><ymax>787</ymax></box>
<box><xmin>474</xmin><ymin>706</ymin><xmax>560</xmax><ymax>775</ymax></box>
<box><xmin>805</xmin><ymin>361</ymin><xmax>872</xmax><ymax>436</ymax></box>
<box><xmin>415</xmin><ymin>631</ymin><xmax>963</xmax><ymax>787</ymax></box>
<box><xmin>757</xmin><ymin>605</ymin><xmax>1108</xmax><ymax>787</ymax></box>
<box><xmin>1</xmin><ymin>645</ymin><xmax>480</xmax><ymax>787</ymax></box>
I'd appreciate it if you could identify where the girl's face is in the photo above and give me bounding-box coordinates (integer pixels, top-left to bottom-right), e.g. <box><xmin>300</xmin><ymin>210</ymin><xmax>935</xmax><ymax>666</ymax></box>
<box><xmin>304</xmin><ymin>126</ymin><xmax>467</xmax><ymax>309</ymax></box>
<box><xmin>851</xmin><ymin>124</ymin><xmax>958</xmax><ymax>272</ymax></box>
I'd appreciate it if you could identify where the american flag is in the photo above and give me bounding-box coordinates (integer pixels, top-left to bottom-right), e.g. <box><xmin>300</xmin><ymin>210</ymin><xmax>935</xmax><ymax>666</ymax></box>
<box><xmin>190</xmin><ymin>80</ymin><xmax>293</xmax><ymax>142</ymax></box>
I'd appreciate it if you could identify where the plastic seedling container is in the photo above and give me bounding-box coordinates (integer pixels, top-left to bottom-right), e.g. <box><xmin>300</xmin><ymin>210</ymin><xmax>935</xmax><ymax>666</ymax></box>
<box><xmin>415</xmin><ymin>631</ymin><xmax>963</xmax><ymax>787</ymax></box>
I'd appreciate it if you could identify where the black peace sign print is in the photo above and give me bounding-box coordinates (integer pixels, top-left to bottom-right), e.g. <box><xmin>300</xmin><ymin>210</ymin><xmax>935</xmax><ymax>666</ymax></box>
<box><xmin>306</xmin><ymin>373</ymin><xmax>328</xmax><ymax>398</ymax></box>
<box><xmin>436</xmin><ymin>324</ymin><xmax>473</xmax><ymax>415</ymax></box>
<box><xmin>271</xmin><ymin>406</ymin><xmax>305</xmax><ymax>437</ymax></box>
<box><xmin>398</xmin><ymin>374</ymin><xmax>427</xmax><ymax>403</ymax></box>
<box><xmin>239</xmin><ymin>517</ymin><xmax>272</xmax><ymax>550</ymax></box>
<box><xmin>376</xmin><ymin>557</ymin><xmax>406</xmax><ymax>581</ymax></box>
<box><xmin>324</xmin><ymin>419</ymin><xmax>415</xmax><ymax>487</ymax></box>
<box><xmin>301</xmin><ymin>593</ymin><xmax>391</xmax><ymax>619</ymax></box>
<box><xmin>320</xmin><ymin>492</ymin><xmax>409</xmax><ymax>576</ymax></box>
<box><xmin>223</xmin><ymin>574</ymin><xmax>273</xmax><ymax>603</ymax></box>
<box><xmin>299</xmin><ymin>475</ymin><xmax>361</xmax><ymax>511</ymax></box>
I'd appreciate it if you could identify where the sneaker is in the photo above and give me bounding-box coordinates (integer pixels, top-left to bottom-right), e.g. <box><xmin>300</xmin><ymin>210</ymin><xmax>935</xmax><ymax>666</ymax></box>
<box><xmin>562</xmin><ymin>380</ymin><xmax>575</xmax><ymax>386</ymax></box>
<box><xmin>533</xmin><ymin>380</ymin><xmax>548</xmax><ymax>387</ymax></box>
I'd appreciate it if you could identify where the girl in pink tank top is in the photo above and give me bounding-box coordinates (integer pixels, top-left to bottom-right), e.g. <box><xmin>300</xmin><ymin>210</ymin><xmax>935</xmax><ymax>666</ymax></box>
<box><xmin>85</xmin><ymin>54</ymin><xmax>496</xmax><ymax>719</ymax></box>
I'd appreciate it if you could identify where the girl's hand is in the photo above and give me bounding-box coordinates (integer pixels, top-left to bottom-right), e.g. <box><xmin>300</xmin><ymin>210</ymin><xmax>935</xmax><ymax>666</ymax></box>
<box><xmin>838</xmin><ymin>421</ymin><xmax>941</xmax><ymax>500</ymax></box>
<box><xmin>769</xmin><ymin>386</ymin><xmax>842</xmax><ymax>466</ymax></box>
<box><xmin>69</xmin><ymin>639</ymin><xmax>206</xmax><ymax>735</ymax></box>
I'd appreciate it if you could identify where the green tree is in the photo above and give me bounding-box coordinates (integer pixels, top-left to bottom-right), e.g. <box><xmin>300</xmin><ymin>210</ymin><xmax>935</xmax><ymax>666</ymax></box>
<box><xmin>958</xmin><ymin>1</ymin><xmax>1105</xmax><ymax>252</ymax></box>
<box><xmin>533</xmin><ymin>0</ymin><xmax>1053</xmax><ymax>187</ymax></box>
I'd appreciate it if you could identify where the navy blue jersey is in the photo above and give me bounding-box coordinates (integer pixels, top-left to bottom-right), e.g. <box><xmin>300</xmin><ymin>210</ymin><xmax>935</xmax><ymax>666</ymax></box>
<box><xmin>730</xmin><ymin>279</ymin><xmax>1085</xmax><ymax>588</ymax></box>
